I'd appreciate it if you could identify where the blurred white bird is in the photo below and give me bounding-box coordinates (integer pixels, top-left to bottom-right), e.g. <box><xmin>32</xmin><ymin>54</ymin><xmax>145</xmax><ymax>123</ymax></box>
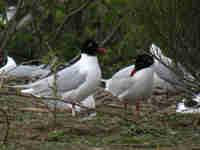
<box><xmin>0</xmin><ymin>5</ymin><xmax>32</xmax><ymax>30</ymax></box>
<box><xmin>0</xmin><ymin>6</ymin><xmax>16</xmax><ymax>24</ymax></box>
<box><xmin>8</xmin><ymin>64</ymin><xmax>50</xmax><ymax>79</ymax></box>
<box><xmin>150</xmin><ymin>43</ymin><xmax>194</xmax><ymax>90</ymax></box>
<box><xmin>0</xmin><ymin>56</ymin><xmax>17</xmax><ymax>75</ymax></box>
<box><xmin>8</xmin><ymin>56</ymin><xmax>61</xmax><ymax>79</ymax></box>
<box><xmin>177</xmin><ymin>93</ymin><xmax>200</xmax><ymax>113</ymax></box>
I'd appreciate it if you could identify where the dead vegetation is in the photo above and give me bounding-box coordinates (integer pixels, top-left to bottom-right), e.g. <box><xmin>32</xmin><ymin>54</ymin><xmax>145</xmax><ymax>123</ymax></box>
<box><xmin>0</xmin><ymin>77</ymin><xmax>200</xmax><ymax>150</ymax></box>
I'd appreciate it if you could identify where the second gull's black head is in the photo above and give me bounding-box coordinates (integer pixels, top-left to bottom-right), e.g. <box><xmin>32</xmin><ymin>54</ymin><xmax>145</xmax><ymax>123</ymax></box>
<box><xmin>135</xmin><ymin>54</ymin><xmax>154</xmax><ymax>71</ymax></box>
<box><xmin>130</xmin><ymin>54</ymin><xmax>154</xmax><ymax>76</ymax></box>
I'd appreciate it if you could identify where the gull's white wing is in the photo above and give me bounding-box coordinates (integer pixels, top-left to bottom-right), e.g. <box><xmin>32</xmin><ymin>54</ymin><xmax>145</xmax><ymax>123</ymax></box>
<box><xmin>107</xmin><ymin>77</ymin><xmax>134</xmax><ymax>96</ymax></box>
<box><xmin>153</xmin><ymin>62</ymin><xmax>178</xmax><ymax>84</ymax></box>
<box><xmin>8</xmin><ymin>65</ymin><xmax>40</xmax><ymax>77</ymax></box>
<box><xmin>17</xmin><ymin>63</ymin><xmax>87</xmax><ymax>97</ymax></box>
<box><xmin>105</xmin><ymin>65</ymin><xmax>135</xmax><ymax>91</ymax></box>
<box><xmin>112</xmin><ymin>65</ymin><xmax>135</xmax><ymax>79</ymax></box>
<box><xmin>150</xmin><ymin>43</ymin><xmax>188</xmax><ymax>87</ymax></box>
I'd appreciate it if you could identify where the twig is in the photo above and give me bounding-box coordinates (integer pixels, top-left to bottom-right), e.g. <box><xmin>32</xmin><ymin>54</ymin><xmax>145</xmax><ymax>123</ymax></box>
<box><xmin>110</xmin><ymin>144</ymin><xmax>157</xmax><ymax>148</ymax></box>
<box><xmin>0</xmin><ymin>0</ymin><xmax>23</xmax><ymax>50</ymax></box>
<box><xmin>0</xmin><ymin>90</ymin><xmax>95</xmax><ymax>112</ymax></box>
<box><xmin>0</xmin><ymin>108</ymin><xmax>9</xmax><ymax>145</ymax></box>
<box><xmin>100</xmin><ymin>16</ymin><xmax>124</xmax><ymax>47</ymax></box>
<box><xmin>53</xmin><ymin>0</ymin><xmax>95</xmax><ymax>42</ymax></box>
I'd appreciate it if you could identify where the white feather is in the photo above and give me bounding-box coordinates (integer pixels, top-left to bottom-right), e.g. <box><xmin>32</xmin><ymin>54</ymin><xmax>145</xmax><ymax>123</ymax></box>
<box><xmin>14</xmin><ymin>54</ymin><xmax>101</xmax><ymax>112</ymax></box>
<box><xmin>0</xmin><ymin>56</ymin><xmax>17</xmax><ymax>74</ymax></box>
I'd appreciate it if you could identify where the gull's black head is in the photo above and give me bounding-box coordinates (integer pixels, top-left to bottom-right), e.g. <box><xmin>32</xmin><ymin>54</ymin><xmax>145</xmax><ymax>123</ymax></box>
<box><xmin>81</xmin><ymin>39</ymin><xmax>106</xmax><ymax>56</ymax></box>
<box><xmin>135</xmin><ymin>54</ymin><xmax>154</xmax><ymax>71</ymax></box>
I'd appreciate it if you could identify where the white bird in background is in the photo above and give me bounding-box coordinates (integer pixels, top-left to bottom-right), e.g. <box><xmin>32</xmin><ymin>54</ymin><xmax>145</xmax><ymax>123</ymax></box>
<box><xmin>104</xmin><ymin>54</ymin><xmax>154</xmax><ymax>118</ymax></box>
<box><xmin>149</xmin><ymin>44</ymin><xmax>176</xmax><ymax>90</ymax></box>
<box><xmin>150</xmin><ymin>44</ymin><xmax>177</xmax><ymax>84</ymax></box>
<box><xmin>150</xmin><ymin>44</ymin><xmax>200</xmax><ymax>113</ymax></box>
<box><xmin>150</xmin><ymin>43</ymin><xmax>194</xmax><ymax>90</ymax></box>
<box><xmin>0</xmin><ymin>5</ymin><xmax>32</xmax><ymax>30</ymax></box>
<box><xmin>0</xmin><ymin>56</ymin><xmax>17</xmax><ymax>75</ymax></box>
<box><xmin>8</xmin><ymin>56</ymin><xmax>62</xmax><ymax>79</ymax></box>
<box><xmin>0</xmin><ymin>47</ymin><xmax>16</xmax><ymax>76</ymax></box>
<box><xmin>177</xmin><ymin>93</ymin><xmax>200</xmax><ymax>113</ymax></box>
<box><xmin>13</xmin><ymin>39</ymin><xmax>106</xmax><ymax>116</ymax></box>
<box><xmin>0</xmin><ymin>6</ymin><xmax>16</xmax><ymax>24</ymax></box>
<box><xmin>8</xmin><ymin>64</ymin><xmax>50</xmax><ymax>79</ymax></box>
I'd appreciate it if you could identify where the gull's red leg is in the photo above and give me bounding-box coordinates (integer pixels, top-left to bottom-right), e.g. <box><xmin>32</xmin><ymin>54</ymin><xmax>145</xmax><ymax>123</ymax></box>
<box><xmin>136</xmin><ymin>103</ymin><xmax>140</xmax><ymax>119</ymax></box>
<box><xmin>123</xmin><ymin>103</ymin><xmax>127</xmax><ymax>112</ymax></box>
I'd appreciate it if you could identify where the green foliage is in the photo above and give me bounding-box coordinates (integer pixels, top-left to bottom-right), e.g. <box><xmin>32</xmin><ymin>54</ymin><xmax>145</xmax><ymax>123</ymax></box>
<box><xmin>1</xmin><ymin>0</ymin><xmax>200</xmax><ymax>84</ymax></box>
<box><xmin>48</xmin><ymin>130</ymin><xmax>65</xmax><ymax>140</ymax></box>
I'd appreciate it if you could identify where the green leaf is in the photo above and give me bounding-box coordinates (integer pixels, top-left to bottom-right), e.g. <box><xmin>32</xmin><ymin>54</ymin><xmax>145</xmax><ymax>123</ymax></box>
<box><xmin>105</xmin><ymin>0</ymin><xmax>111</xmax><ymax>4</ymax></box>
<box><xmin>56</xmin><ymin>9</ymin><xmax>65</xmax><ymax>23</ymax></box>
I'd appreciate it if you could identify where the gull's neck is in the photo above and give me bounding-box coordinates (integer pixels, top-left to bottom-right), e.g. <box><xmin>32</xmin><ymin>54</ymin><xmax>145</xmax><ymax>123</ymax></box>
<box><xmin>81</xmin><ymin>53</ymin><xmax>97</xmax><ymax>61</ymax></box>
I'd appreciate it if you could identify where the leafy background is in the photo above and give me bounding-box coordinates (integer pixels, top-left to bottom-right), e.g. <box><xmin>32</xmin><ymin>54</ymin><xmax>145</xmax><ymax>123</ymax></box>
<box><xmin>0</xmin><ymin>0</ymin><xmax>200</xmax><ymax>84</ymax></box>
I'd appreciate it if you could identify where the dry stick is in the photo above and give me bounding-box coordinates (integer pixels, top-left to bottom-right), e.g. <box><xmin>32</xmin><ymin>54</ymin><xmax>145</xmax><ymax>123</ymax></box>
<box><xmin>15</xmin><ymin>0</ymin><xmax>38</xmax><ymax>31</ymax></box>
<box><xmin>110</xmin><ymin>144</ymin><xmax>157</xmax><ymax>149</ymax></box>
<box><xmin>99</xmin><ymin>1</ymin><xmax>127</xmax><ymax>47</ymax></box>
<box><xmin>0</xmin><ymin>88</ymin><xmax>123</xmax><ymax>115</ymax></box>
<box><xmin>100</xmin><ymin>16</ymin><xmax>124</xmax><ymax>47</ymax></box>
<box><xmin>0</xmin><ymin>0</ymin><xmax>23</xmax><ymax>50</ymax></box>
<box><xmin>100</xmin><ymin>1</ymin><xmax>133</xmax><ymax>47</ymax></box>
<box><xmin>53</xmin><ymin>0</ymin><xmax>94</xmax><ymax>42</ymax></box>
<box><xmin>0</xmin><ymin>90</ymin><xmax>96</xmax><ymax>112</ymax></box>
<box><xmin>0</xmin><ymin>89</ymin><xmax>145</xmax><ymax>123</ymax></box>
<box><xmin>0</xmin><ymin>108</ymin><xmax>9</xmax><ymax>145</ymax></box>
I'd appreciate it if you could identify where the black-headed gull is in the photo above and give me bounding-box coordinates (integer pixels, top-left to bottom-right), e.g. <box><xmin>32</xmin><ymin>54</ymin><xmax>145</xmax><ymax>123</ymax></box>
<box><xmin>104</xmin><ymin>54</ymin><xmax>154</xmax><ymax>118</ymax></box>
<box><xmin>102</xmin><ymin>44</ymin><xmax>173</xmax><ymax>92</ymax></box>
<box><xmin>13</xmin><ymin>39</ymin><xmax>106</xmax><ymax>115</ymax></box>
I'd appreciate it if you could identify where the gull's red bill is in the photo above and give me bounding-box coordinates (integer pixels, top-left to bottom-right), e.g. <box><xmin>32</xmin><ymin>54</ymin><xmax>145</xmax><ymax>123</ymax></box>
<box><xmin>98</xmin><ymin>48</ymin><xmax>106</xmax><ymax>53</ymax></box>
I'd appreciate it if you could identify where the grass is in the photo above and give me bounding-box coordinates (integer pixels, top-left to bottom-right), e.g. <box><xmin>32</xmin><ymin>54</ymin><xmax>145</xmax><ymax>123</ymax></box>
<box><xmin>0</xmin><ymin>79</ymin><xmax>200</xmax><ymax>150</ymax></box>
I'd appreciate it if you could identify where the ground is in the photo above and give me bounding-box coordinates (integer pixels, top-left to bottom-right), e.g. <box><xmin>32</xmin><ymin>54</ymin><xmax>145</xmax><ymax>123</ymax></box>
<box><xmin>0</xmin><ymin>78</ymin><xmax>200</xmax><ymax>150</ymax></box>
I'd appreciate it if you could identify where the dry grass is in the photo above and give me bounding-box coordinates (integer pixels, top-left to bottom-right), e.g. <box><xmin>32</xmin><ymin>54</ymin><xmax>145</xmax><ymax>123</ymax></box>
<box><xmin>0</xmin><ymin>78</ymin><xmax>200</xmax><ymax>150</ymax></box>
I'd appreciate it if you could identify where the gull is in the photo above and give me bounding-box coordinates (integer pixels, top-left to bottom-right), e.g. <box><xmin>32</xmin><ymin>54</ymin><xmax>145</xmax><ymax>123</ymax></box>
<box><xmin>13</xmin><ymin>39</ymin><xmax>106</xmax><ymax>116</ymax></box>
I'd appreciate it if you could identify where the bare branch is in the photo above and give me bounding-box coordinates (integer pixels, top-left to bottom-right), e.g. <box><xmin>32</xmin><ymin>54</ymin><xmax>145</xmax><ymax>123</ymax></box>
<box><xmin>0</xmin><ymin>108</ymin><xmax>9</xmax><ymax>145</ymax></box>
<box><xmin>100</xmin><ymin>16</ymin><xmax>124</xmax><ymax>47</ymax></box>
<box><xmin>0</xmin><ymin>0</ymin><xmax>23</xmax><ymax>50</ymax></box>
<box><xmin>53</xmin><ymin>0</ymin><xmax>95</xmax><ymax>42</ymax></box>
